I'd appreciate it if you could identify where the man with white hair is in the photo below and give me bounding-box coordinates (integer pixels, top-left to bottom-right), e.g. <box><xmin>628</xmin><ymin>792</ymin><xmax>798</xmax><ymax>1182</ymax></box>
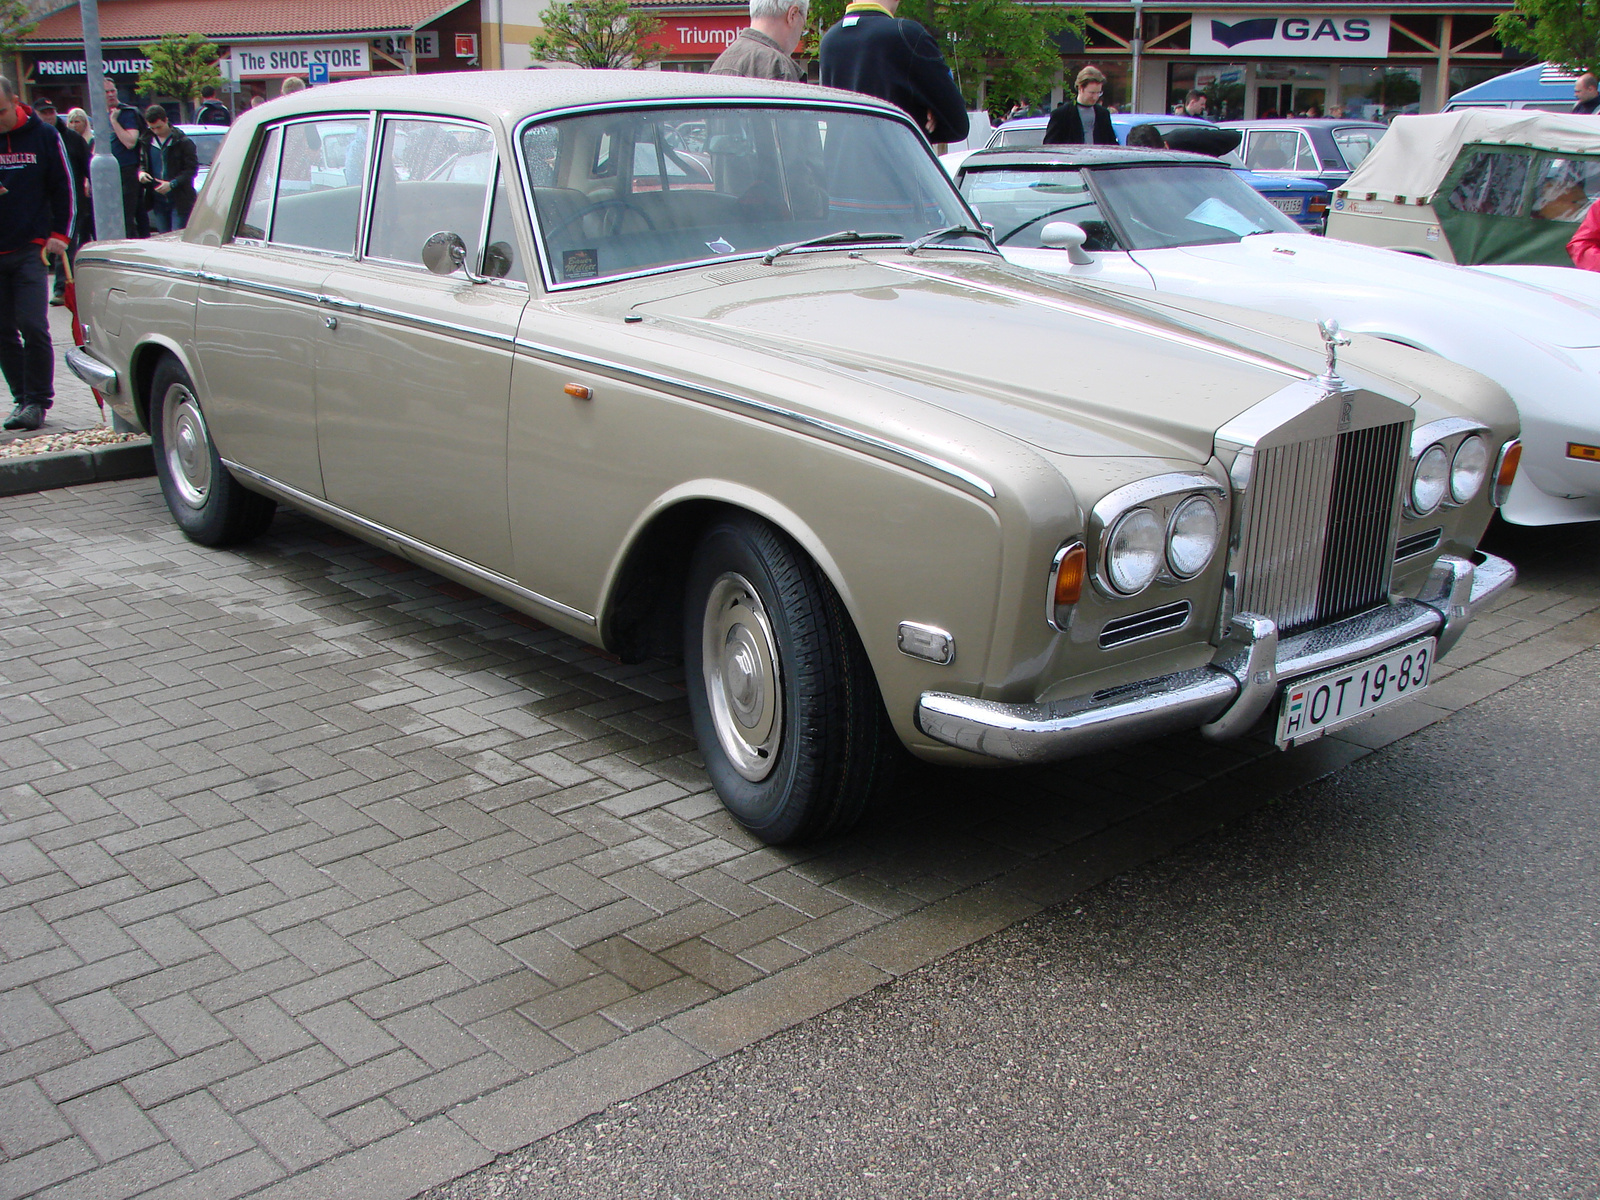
<box><xmin>710</xmin><ymin>0</ymin><xmax>807</xmax><ymax>82</ymax></box>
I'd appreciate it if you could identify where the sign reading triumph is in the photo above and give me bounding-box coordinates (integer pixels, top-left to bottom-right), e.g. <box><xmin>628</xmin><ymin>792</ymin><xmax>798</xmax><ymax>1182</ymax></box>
<box><xmin>1191</xmin><ymin>12</ymin><xmax>1392</xmax><ymax>58</ymax></box>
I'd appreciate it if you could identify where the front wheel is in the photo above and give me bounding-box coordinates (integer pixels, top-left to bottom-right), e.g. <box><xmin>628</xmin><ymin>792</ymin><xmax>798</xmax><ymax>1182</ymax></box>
<box><xmin>684</xmin><ymin>514</ymin><xmax>899</xmax><ymax>845</ymax></box>
<box><xmin>149</xmin><ymin>356</ymin><xmax>275</xmax><ymax>546</ymax></box>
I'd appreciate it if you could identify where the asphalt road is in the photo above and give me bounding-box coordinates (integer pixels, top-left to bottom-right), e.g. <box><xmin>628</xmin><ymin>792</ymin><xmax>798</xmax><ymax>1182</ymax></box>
<box><xmin>427</xmin><ymin>645</ymin><xmax>1600</xmax><ymax>1200</ymax></box>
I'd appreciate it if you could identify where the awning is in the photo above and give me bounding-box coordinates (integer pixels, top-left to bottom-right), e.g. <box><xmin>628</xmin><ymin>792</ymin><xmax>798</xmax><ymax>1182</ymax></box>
<box><xmin>24</xmin><ymin>0</ymin><xmax>466</xmax><ymax>46</ymax></box>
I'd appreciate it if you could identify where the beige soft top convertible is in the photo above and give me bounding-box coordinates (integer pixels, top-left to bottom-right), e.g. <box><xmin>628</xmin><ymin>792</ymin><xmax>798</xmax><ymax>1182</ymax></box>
<box><xmin>69</xmin><ymin>71</ymin><xmax>1518</xmax><ymax>842</ymax></box>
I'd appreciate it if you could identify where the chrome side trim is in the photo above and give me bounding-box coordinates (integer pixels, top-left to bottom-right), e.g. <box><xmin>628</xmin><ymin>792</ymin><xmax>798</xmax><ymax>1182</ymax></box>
<box><xmin>65</xmin><ymin>347</ymin><xmax>118</xmax><ymax>394</ymax></box>
<box><xmin>875</xmin><ymin>259</ymin><xmax>1311</xmax><ymax>380</ymax></box>
<box><xmin>221</xmin><ymin>460</ymin><xmax>597</xmax><ymax>627</ymax></box>
<box><xmin>509</xmin><ymin>336</ymin><xmax>996</xmax><ymax>500</ymax></box>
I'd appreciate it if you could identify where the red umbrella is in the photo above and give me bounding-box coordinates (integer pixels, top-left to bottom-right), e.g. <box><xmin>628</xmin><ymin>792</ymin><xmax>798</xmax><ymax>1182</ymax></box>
<box><xmin>49</xmin><ymin>247</ymin><xmax>101</xmax><ymax>418</ymax></box>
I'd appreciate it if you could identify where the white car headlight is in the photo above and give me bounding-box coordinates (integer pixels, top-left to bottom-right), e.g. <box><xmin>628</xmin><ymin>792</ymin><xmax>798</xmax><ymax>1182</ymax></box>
<box><xmin>1450</xmin><ymin>434</ymin><xmax>1488</xmax><ymax>504</ymax></box>
<box><xmin>1106</xmin><ymin>508</ymin><xmax>1163</xmax><ymax>595</ymax></box>
<box><xmin>1411</xmin><ymin>443</ymin><xmax>1449</xmax><ymax>515</ymax></box>
<box><xmin>1166</xmin><ymin>494</ymin><xmax>1220</xmax><ymax>578</ymax></box>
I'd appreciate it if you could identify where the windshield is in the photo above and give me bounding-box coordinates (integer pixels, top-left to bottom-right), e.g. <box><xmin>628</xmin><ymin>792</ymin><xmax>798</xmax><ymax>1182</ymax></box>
<box><xmin>958</xmin><ymin>167</ymin><xmax>1123</xmax><ymax>249</ymax></box>
<box><xmin>521</xmin><ymin>106</ymin><xmax>971</xmax><ymax>285</ymax></box>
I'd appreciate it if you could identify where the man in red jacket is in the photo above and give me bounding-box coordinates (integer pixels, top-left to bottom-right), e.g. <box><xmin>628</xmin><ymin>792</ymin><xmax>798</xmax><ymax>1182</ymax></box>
<box><xmin>0</xmin><ymin>76</ymin><xmax>74</xmax><ymax>432</ymax></box>
<box><xmin>1569</xmin><ymin>201</ymin><xmax>1600</xmax><ymax>271</ymax></box>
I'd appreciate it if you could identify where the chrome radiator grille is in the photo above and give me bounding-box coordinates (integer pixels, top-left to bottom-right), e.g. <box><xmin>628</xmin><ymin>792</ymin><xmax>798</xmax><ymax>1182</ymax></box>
<box><xmin>1235</xmin><ymin>421</ymin><xmax>1406</xmax><ymax>635</ymax></box>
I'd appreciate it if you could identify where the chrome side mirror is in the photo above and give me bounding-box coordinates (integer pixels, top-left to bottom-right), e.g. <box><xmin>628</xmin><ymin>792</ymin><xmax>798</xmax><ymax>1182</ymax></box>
<box><xmin>421</xmin><ymin>231</ymin><xmax>487</xmax><ymax>283</ymax></box>
<box><xmin>1040</xmin><ymin>221</ymin><xmax>1095</xmax><ymax>265</ymax></box>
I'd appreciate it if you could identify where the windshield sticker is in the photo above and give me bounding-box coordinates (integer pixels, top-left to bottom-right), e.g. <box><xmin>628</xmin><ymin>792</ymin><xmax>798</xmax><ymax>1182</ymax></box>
<box><xmin>705</xmin><ymin>237</ymin><xmax>736</xmax><ymax>255</ymax></box>
<box><xmin>1185</xmin><ymin>198</ymin><xmax>1259</xmax><ymax>237</ymax></box>
<box><xmin>562</xmin><ymin>249</ymin><xmax>598</xmax><ymax>280</ymax></box>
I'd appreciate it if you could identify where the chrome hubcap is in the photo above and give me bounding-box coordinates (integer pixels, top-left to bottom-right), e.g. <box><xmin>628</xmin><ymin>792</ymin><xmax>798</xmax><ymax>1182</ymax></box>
<box><xmin>702</xmin><ymin>572</ymin><xmax>782</xmax><ymax>782</ymax></box>
<box><xmin>162</xmin><ymin>384</ymin><xmax>212</xmax><ymax>508</ymax></box>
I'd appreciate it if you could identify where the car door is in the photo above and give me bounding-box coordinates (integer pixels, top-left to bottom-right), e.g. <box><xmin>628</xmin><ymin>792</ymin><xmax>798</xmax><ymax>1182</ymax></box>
<box><xmin>315</xmin><ymin>116</ymin><xmax>526</xmax><ymax>575</ymax></box>
<box><xmin>193</xmin><ymin>119</ymin><xmax>368</xmax><ymax>498</ymax></box>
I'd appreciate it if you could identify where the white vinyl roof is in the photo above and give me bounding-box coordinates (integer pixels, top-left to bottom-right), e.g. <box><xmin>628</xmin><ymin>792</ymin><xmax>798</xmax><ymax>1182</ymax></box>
<box><xmin>1339</xmin><ymin>109</ymin><xmax>1600</xmax><ymax>201</ymax></box>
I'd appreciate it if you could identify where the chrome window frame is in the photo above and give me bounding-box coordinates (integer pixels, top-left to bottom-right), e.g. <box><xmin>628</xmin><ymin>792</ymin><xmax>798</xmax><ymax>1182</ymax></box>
<box><xmin>245</xmin><ymin>112</ymin><xmax>377</xmax><ymax>258</ymax></box>
<box><xmin>361</xmin><ymin>113</ymin><xmax>498</xmax><ymax>272</ymax></box>
<box><xmin>510</xmin><ymin>98</ymin><xmax>980</xmax><ymax>294</ymax></box>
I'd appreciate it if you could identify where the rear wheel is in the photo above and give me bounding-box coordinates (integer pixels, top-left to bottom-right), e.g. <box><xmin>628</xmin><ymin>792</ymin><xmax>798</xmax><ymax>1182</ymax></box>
<box><xmin>149</xmin><ymin>357</ymin><xmax>275</xmax><ymax>546</ymax></box>
<box><xmin>684</xmin><ymin>513</ymin><xmax>899</xmax><ymax>845</ymax></box>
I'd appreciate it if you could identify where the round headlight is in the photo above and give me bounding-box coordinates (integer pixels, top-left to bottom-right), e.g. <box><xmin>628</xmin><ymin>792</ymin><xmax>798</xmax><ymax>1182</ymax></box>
<box><xmin>1105</xmin><ymin>508</ymin><xmax>1163</xmax><ymax>595</ymax></box>
<box><xmin>1167</xmin><ymin>495</ymin><xmax>1220</xmax><ymax>578</ymax></box>
<box><xmin>1450</xmin><ymin>435</ymin><xmax>1489</xmax><ymax>504</ymax></box>
<box><xmin>1411</xmin><ymin>444</ymin><xmax>1449</xmax><ymax>515</ymax></box>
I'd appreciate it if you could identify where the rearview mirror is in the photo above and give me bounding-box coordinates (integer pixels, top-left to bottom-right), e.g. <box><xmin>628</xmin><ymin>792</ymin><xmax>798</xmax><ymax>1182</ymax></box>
<box><xmin>1040</xmin><ymin>221</ymin><xmax>1095</xmax><ymax>265</ymax></box>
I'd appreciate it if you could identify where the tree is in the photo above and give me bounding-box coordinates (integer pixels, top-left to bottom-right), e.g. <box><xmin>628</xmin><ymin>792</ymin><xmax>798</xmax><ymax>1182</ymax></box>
<box><xmin>529</xmin><ymin>0</ymin><xmax>667</xmax><ymax>68</ymax></box>
<box><xmin>1495</xmin><ymin>0</ymin><xmax>1600</xmax><ymax>76</ymax></box>
<box><xmin>137</xmin><ymin>32</ymin><xmax>223</xmax><ymax>121</ymax></box>
<box><xmin>808</xmin><ymin>0</ymin><xmax>1085</xmax><ymax>118</ymax></box>
<box><xmin>0</xmin><ymin>0</ymin><xmax>37</xmax><ymax>59</ymax></box>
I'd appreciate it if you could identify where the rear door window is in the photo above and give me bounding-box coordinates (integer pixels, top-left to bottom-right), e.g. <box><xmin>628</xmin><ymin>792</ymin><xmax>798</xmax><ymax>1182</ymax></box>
<box><xmin>1245</xmin><ymin>130</ymin><xmax>1316</xmax><ymax>173</ymax></box>
<box><xmin>265</xmin><ymin>117</ymin><xmax>371</xmax><ymax>254</ymax></box>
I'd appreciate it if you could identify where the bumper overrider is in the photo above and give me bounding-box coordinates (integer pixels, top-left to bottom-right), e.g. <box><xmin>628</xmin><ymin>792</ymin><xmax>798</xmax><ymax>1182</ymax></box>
<box><xmin>65</xmin><ymin>347</ymin><xmax>119</xmax><ymax>395</ymax></box>
<box><xmin>917</xmin><ymin>553</ymin><xmax>1515</xmax><ymax>764</ymax></box>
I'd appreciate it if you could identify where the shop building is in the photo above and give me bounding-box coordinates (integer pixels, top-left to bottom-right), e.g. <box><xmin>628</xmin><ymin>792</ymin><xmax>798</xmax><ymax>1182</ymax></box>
<box><xmin>18</xmin><ymin>0</ymin><xmax>486</xmax><ymax>112</ymax></box>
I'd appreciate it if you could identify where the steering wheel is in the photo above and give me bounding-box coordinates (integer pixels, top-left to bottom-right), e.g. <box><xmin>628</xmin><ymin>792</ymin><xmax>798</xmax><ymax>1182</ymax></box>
<box><xmin>545</xmin><ymin>198</ymin><xmax>658</xmax><ymax>241</ymax></box>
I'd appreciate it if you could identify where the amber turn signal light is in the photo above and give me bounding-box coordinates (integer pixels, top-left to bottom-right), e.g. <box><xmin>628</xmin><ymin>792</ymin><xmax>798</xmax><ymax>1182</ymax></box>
<box><xmin>1568</xmin><ymin>442</ymin><xmax>1600</xmax><ymax>462</ymax></box>
<box><xmin>1049</xmin><ymin>542</ymin><xmax>1086</xmax><ymax>630</ymax></box>
<box><xmin>564</xmin><ymin>383</ymin><xmax>592</xmax><ymax>400</ymax></box>
<box><xmin>1493</xmin><ymin>439</ymin><xmax>1521</xmax><ymax>507</ymax></box>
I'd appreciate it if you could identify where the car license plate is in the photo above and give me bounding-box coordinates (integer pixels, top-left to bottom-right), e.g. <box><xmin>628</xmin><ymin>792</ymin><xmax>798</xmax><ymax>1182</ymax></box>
<box><xmin>1269</xmin><ymin>196</ymin><xmax>1304</xmax><ymax>216</ymax></box>
<box><xmin>1275</xmin><ymin>638</ymin><xmax>1435</xmax><ymax>747</ymax></box>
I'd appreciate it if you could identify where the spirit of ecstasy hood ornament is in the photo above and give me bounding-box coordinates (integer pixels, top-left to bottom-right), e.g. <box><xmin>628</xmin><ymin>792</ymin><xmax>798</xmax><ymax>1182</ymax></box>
<box><xmin>1318</xmin><ymin>318</ymin><xmax>1351</xmax><ymax>392</ymax></box>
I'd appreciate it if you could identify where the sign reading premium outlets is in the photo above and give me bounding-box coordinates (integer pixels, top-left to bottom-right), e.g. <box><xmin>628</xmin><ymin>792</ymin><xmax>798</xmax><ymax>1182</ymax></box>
<box><xmin>35</xmin><ymin>55</ymin><xmax>152</xmax><ymax>77</ymax></box>
<box><xmin>1192</xmin><ymin>12</ymin><xmax>1391</xmax><ymax>58</ymax></box>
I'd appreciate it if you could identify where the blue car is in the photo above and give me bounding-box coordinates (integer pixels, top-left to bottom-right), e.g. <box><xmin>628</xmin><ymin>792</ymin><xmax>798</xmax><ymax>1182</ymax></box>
<box><xmin>966</xmin><ymin>114</ymin><xmax>1332</xmax><ymax>232</ymax></box>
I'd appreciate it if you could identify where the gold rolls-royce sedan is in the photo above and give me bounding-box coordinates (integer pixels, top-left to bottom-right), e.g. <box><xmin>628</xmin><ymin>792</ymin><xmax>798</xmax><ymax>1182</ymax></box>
<box><xmin>67</xmin><ymin>71</ymin><xmax>1520</xmax><ymax>844</ymax></box>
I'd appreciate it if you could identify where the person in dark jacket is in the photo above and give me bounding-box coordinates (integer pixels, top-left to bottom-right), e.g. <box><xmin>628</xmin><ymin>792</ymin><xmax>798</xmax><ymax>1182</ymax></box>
<box><xmin>196</xmin><ymin>85</ymin><xmax>231</xmax><ymax>127</ymax></box>
<box><xmin>102</xmin><ymin>78</ymin><xmax>148</xmax><ymax>236</ymax></box>
<box><xmin>0</xmin><ymin>76</ymin><xmax>75</xmax><ymax>432</ymax></box>
<box><xmin>1044</xmin><ymin>65</ymin><xmax>1118</xmax><ymax>145</ymax></box>
<box><xmin>138</xmin><ymin>105</ymin><xmax>198</xmax><ymax>232</ymax></box>
<box><xmin>819</xmin><ymin>0</ymin><xmax>968</xmax><ymax>144</ymax></box>
<box><xmin>33</xmin><ymin>98</ymin><xmax>88</xmax><ymax>303</ymax></box>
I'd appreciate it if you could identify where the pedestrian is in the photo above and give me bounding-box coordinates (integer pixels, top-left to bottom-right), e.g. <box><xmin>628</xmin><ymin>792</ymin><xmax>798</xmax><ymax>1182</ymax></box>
<box><xmin>710</xmin><ymin>0</ymin><xmax>808</xmax><ymax>82</ymax></box>
<box><xmin>1043</xmin><ymin>66</ymin><xmax>1117</xmax><ymax>145</ymax></box>
<box><xmin>819</xmin><ymin>0</ymin><xmax>968</xmax><ymax>144</ymax></box>
<box><xmin>195</xmin><ymin>84</ymin><xmax>231</xmax><ymax>126</ymax></box>
<box><xmin>101</xmin><ymin>78</ymin><xmax>147</xmax><ymax>236</ymax></box>
<box><xmin>249</xmin><ymin>93</ymin><xmax>266</xmax><ymax>109</ymax></box>
<box><xmin>280</xmin><ymin>77</ymin><xmax>306</xmax><ymax>97</ymax></box>
<box><xmin>32</xmin><ymin>98</ymin><xmax>88</xmax><ymax>304</ymax></box>
<box><xmin>1181</xmin><ymin>88</ymin><xmax>1210</xmax><ymax>119</ymax></box>
<box><xmin>0</xmin><ymin>75</ymin><xmax>75</xmax><ymax>433</ymax></box>
<box><xmin>66</xmin><ymin>106</ymin><xmax>92</xmax><ymax>147</ymax></box>
<box><xmin>138</xmin><ymin>105</ymin><xmax>198</xmax><ymax>233</ymax></box>
<box><xmin>1568</xmin><ymin>201</ymin><xmax>1600</xmax><ymax>269</ymax></box>
<box><xmin>1574</xmin><ymin>73</ymin><xmax>1599</xmax><ymax>115</ymax></box>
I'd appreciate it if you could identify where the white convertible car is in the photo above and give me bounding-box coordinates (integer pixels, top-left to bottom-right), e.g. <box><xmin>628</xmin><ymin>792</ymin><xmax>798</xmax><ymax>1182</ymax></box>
<box><xmin>954</xmin><ymin>145</ymin><xmax>1600</xmax><ymax>526</ymax></box>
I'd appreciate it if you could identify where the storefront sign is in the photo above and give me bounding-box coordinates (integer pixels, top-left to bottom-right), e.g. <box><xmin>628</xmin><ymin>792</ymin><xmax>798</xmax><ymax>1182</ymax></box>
<box><xmin>225</xmin><ymin>42</ymin><xmax>371</xmax><ymax>78</ymax></box>
<box><xmin>643</xmin><ymin>15</ymin><xmax>747</xmax><ymax>57</ymax></box>
<box><xmin>373</xmin><ymin>33</ymin><xmax>439</xmax><ymax>60</ymax></box>
<box><xmin>1192</xmin><ymin>13</ymin><xmax>1391</xmax><ymax>58</ymax></box>
<box><xmin>33</xmin><ymin>55</ymin><xmax>152</xmax><ymax>78</ymax></box>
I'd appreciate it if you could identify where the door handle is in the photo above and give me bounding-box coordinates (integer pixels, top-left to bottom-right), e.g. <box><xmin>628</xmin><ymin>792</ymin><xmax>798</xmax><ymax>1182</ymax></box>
<box><xmin>324</xmin><ymin>315</ymin><xmax>338</xmax><ymax>330</ymax></box>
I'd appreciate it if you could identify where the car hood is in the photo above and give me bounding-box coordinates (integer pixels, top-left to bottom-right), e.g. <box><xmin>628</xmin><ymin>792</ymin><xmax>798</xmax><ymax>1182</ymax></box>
<box><xmin>626</xmin><ymin>253</ymin><xmax>1377</xmax><ymax>461</ymax></box>
<box><xmin>1134</xmin><ymin>234</ymin><xmax>1600</xmax><ymax>348</ymax></box>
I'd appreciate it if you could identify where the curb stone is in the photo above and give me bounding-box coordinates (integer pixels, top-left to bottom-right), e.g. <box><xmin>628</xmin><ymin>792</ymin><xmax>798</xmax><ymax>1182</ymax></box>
<box><xmin>0</xmin><ymin>439</ymin><xmax>154</xmax><ymax>496</ymax></box>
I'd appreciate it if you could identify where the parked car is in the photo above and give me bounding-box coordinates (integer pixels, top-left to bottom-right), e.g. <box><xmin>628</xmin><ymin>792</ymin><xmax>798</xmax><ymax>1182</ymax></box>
<box><xmin>1444</xmin><ymin>62</ymin><xmax>1584</xmax><ymax>113</ymax></box>
<box><xmin>943</xmin><ymin>114</ymin><xmax>1331</xmax><ymax>232</ymax></box>
<box><xmin>1326</xmin><ymin>109</ymin><xmax>1600</xmax><ymax>267</ymax></box>
<box><xmin>177</xmin><ymin>123</ymin><xmax>226</xmax><ymax>193</ymax></box>
<box><xmin>68</xmin><ymin>72</ymin><xmax>1518</xmax><ymax>843</ymax></box>
<box><xmin>1219</xmin><ymin>118</ymin><xmax>1389</xmax><ymax>190</ymax></box>
<box><xmin>954</xmin><ymin>144</ymin><xmax>1597</xmax><ymax>527</ymax></box>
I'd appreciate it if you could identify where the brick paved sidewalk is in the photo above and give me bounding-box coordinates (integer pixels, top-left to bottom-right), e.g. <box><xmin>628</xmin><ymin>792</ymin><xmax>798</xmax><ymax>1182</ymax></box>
<box><xmin>2</xmin><ymin>480</ymin><xmax>1596</xmax><ymax>1200</ymax></box>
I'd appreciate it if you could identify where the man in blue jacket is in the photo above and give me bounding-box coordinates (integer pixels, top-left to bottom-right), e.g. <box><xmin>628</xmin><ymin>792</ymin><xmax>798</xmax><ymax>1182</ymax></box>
<box><xmin>0</xmin><ymin>77</ymin><xmax>75</xmax><ymax>433</ymax></box>
<box><xmin>819</xmin><ymin>0</ymin><xmax>968</xmax><ymax>144</ymax></box>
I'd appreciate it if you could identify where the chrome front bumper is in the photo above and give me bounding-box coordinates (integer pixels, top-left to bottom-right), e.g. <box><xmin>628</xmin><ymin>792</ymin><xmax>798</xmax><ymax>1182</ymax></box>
<box><xmin>917</xmin><ymin>552</ymin><xmax>1516</xmax><ymax>764</ymax></box>
<box><xmin>64</xmin><ymin>346</ymin><xmax>119</xmax><ymax>394</ymax></box>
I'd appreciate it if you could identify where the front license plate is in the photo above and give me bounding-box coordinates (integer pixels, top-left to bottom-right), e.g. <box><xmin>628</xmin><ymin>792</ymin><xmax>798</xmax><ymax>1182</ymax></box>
<box><xmin>1275</xmin><ymin>638</ymin><xmax>1435</xmax><ymax>747</ymax></box>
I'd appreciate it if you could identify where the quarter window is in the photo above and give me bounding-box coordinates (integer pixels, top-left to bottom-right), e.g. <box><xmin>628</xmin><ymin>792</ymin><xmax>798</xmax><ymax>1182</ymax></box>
<box><xmin>1332</xmin><ymin>129</ymin><xmax>1380</xmax><ymax>170</ymax></box>
<box><xmin>236</xmin><ymin>126</ymin><xmax>281</xmax><ymax>241</ymax></box>
<box><xmin>483</xmin><ymin>167</ymin><xmax>526</xmax><ymax>282</ymax></box>
<box><xmin>366</xmin><ymin>118</ymin><xmax>495</xmax><ymax>267</ymax></box>
<box><xmin>264</xmin><ymin>118</ymin><xmax>371</xmax><ymax>254</ymax></box>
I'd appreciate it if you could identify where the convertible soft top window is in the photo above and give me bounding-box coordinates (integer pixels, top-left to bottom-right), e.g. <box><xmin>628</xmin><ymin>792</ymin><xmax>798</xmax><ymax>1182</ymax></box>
<box><xmin>522</xmin><ymin>106</ymin><xmax>970</xmax><ymax>284</ymax></box>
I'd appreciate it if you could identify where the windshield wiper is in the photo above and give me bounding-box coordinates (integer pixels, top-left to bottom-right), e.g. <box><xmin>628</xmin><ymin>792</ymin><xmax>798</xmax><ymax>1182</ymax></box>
<box><xmin>906</xmin><ymin>224</ymin><xmax>996</xmax><ymax>255</ymax></box>
<box><xmin>763</xmin><ymin>230</ymin><xmax>902</xmax><ymax>265</ymax></box>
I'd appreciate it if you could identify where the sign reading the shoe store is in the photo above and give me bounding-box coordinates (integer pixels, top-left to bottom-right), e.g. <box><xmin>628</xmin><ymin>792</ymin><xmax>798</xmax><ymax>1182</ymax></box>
<box><xmin>224</xmin><ymin>42</ymin><xmax>371</xmax><ymax>78</ymax></box>
<box><xmin>1191</xmin><ymin>12</ymin><xmax>1392</xmax><ymax>58</ymax></box>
